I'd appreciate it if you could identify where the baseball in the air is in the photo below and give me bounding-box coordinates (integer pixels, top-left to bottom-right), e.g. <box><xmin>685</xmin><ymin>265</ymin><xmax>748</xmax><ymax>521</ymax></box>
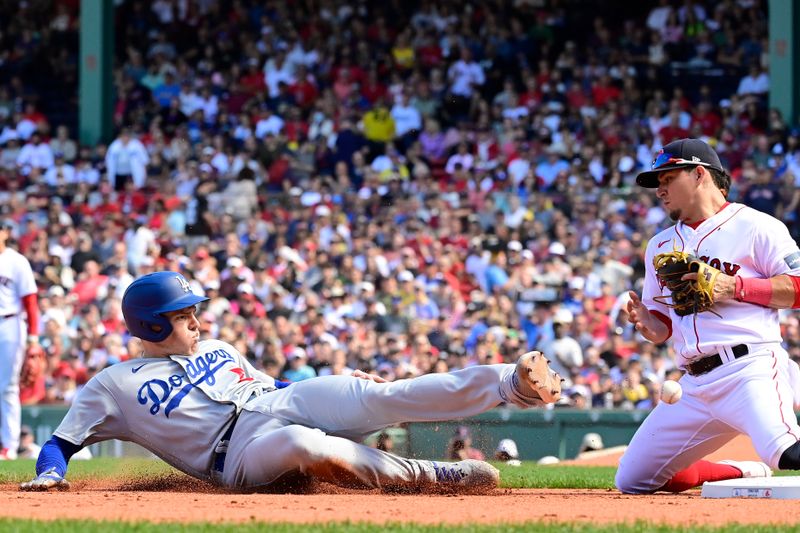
<box><xmin>660</xmin><ymin>380</ymin><xmax>683</xmax><ymax>404</ymax></box>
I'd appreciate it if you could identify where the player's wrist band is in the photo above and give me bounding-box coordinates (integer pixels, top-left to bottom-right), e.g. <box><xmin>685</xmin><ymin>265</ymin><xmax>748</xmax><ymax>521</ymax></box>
<box><xmin>790</xmin><ymin>275</ymin><xmax>800</xmax><ymax>308</ymax></box>
<box><xmin>27</xmin><ymin>334</ymin><xmax>38</xmax><ymax>344</ymax></box>
<box><xmin>733</xmin><ymin>275</ymin><xmax>772</xmax><ymax>306</ymax></box>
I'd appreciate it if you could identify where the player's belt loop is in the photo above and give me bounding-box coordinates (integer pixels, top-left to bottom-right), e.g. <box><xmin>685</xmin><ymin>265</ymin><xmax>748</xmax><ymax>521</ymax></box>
<box><xmin>685</xmin><ymin>344</ymin><xmax>749</xmax><ymax>376</ymax></box>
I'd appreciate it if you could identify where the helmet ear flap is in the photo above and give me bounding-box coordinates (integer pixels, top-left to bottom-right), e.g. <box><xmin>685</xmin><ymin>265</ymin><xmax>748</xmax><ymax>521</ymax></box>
<box><xmin>138</xmin><ymin>313</ymin><xmax>173</xmax><ymax>342</ymax></box>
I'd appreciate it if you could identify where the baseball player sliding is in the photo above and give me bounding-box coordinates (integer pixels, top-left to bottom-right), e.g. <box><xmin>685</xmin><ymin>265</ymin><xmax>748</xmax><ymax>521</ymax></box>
<box><xmin>616</xmin><ymin>138</ymin><xmax>800</xmax><ymax>493</ymax></box>
<box><xmin>0</xmin><ymin>221</ymin><xmax>41</xmax><ymax>460</ymax></box>
<box><xmin>20</xmin><ymin>271</ymin><xmax>562</xmax><ymax>492</ymax></box>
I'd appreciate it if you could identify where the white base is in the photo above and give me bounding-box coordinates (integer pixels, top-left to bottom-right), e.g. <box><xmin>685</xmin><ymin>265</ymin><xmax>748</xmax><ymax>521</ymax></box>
<box><xmin>701</xmin><ymin>476</ymin><xmax>800</xmax><ymax>499</ymax></box>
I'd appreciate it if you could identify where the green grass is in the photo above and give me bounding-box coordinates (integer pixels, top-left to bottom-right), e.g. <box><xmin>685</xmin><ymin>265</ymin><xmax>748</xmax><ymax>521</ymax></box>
<box><xmin>495</xmin><ymin>462</ymin><xmax>618</xmax><ymax>489</ymax></box>
<box><xmin>0</xmin><ymin>520</ymin><xmax>797</xmax><ymax>533</ymax></box>
<box><xmin>0</xmin><ymin>457</ymin><xmax>174</xmax><ymax>483</ymax></box>
<box><xmin>2</xmin><ymin>458</ymin><xmax>796</xmax><ymax>489</ymax></box>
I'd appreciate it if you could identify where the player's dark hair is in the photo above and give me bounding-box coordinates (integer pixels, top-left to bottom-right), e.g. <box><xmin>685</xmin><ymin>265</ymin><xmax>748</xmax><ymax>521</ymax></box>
<box><xmin>709</xmin><ymin>168</ymin><xmax>730</xmax><ymax>198</ymax></box>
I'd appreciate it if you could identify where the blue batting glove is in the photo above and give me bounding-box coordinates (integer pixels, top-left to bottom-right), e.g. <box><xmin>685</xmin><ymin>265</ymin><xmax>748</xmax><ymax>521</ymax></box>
<box><xmin>19</xmin><ymin>467</ymin><xmax>70</xmax><ymax>491</ymax></box>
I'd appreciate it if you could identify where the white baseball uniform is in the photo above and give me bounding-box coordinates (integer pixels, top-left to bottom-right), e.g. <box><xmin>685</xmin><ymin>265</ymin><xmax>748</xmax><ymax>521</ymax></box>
<box><xmin>0</xmin><ymin>246</ymin><xmax>37</xmax><ymax>454</ymax></box>
<box><xmin>54</xmin><ymin>339</ymin><xmax>535</xmax><ymax>488</ymax></box>
<box><xmin>616</xmin><ymin>202</ymin><xmax>800</xmax><ymax>493</ymax></box>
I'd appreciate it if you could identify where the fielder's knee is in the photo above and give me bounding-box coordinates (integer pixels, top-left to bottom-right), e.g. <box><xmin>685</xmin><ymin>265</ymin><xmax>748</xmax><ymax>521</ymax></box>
<box><xmin>779</xmin><ymin>441</ymin><xmax>800</xmax><ymax>470</ymax></box>
<box><xmin>615</xmin><ymin>469</ymin><xmax>638</xmax><ymax>494</ymax></box>
<box><xmin>615</xmin><ymin>460</ymin><xmax>658</xmax><ymax>494</ymax></box>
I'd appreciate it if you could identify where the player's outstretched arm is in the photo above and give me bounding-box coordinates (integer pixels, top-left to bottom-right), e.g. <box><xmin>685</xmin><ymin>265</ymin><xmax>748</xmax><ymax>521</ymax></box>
<box><xmin>19</xmin><ymin>435</ymin><xmax>82</xmax><ymax>491</ymax></box>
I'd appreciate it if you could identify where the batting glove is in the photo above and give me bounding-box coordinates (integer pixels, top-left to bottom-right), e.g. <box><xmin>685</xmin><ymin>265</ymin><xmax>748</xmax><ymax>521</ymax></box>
<box><xmin>19</xmin><ymin>467</ymin><xmax>70</xmax><ymax>491</ymax></box>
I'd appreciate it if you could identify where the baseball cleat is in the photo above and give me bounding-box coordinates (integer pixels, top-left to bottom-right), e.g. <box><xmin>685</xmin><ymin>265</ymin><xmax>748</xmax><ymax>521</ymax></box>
<box><xmin>718</xmin><ymin>460</ymin><xmax>772</xmax><ymax>478</ymax></box>
<box><xmin>0</xmin><ymin>448</ymin><xmax>17</xmax><ymax>460</ymax></box>
<box><xmin>431</xmin><ymin>460</ymin><xmax>500</xmax><ymax>490</ymax></box>
<box><xmin>515</xmin><ymin>351</ymin><xmax>563</xmax><ymax>404</ymax></box>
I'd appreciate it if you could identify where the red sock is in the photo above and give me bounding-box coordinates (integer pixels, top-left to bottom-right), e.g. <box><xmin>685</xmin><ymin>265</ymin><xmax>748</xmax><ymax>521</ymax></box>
<box><xmin>660</xmin><ymin>460</ymin><xmax>742</xmax><ymax>493</ymax></box>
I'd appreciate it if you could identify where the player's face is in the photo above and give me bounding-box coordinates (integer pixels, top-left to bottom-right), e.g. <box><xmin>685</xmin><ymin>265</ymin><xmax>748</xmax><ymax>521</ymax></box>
<box><xmin>156</xmin><ymin>306</ymin><xmax>201</xmax><ymax>356</ymax></box>
<box><xmin>656</xmin><ymin>167</ymin><xmax>698</xmax><ymax>222</ymax></box>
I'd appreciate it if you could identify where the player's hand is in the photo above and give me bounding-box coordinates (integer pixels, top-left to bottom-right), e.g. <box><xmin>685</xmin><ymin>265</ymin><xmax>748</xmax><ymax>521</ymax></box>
<box><xmin>626</xmin><ymin>291</ymin><xmax>669</xmax><ymax>343</ymax></box>
<box><xmin>351</xmin><ymin>369</ymin><xmax>388</xmax><ymax>383</ymax></box>
<box><xmin>680</xmin><ymin>270</ymin><xmax>736</xmax><ymax>302</ymax></box>
<box><xmin>19</xmin><ymin>467</ymin><xmax>70</xmax><ymax>491</ymax></box>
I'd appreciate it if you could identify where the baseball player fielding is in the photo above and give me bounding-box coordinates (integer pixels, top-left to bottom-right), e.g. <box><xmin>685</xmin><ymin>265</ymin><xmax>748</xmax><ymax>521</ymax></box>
<box><xmin>617</xmin><ymin>138</ymin><xmax>800</xmax><ymax>494</ymax></box>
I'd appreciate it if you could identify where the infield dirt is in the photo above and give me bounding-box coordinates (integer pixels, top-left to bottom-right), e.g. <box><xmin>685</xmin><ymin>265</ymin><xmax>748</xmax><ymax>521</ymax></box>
<box><xmin>2</xmin><ymin>435</ymin><xmax>793</xmax><ymax>527</ymax></box>
<box><xmin>0</xmin><ymin>484</ymin><xmax>798</xmax><ymax>526</ymax></box>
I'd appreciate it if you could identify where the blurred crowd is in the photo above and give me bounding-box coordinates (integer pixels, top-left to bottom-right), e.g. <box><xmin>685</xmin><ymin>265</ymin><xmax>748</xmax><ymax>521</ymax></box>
<box><xmin>1</xmin><ymin>0</ymin><xmax>797</xmax><ymax>411</ymax></box>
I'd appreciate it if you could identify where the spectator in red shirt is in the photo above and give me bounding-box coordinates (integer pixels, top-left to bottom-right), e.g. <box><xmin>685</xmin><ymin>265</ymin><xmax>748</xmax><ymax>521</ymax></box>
<box><xmin>240</xmin><ymin>58</ymin><xmax>267</xmax><ymax>96</ymax></box>
<box><xmin>289</xmin><ymin>65</ymin><xmax>318</xmax><ymax>109</ymax></box>
<box><xmin>70</xmin><ymin>260</ymin><xmax>109</xmax><ymax>306</ymax></box>
<box><xmin>658</xmin><ymin>109</ymin><xmax>690</xmax><ymax>144</ymax></box>
<box><xmin>16</xmin><ymin>219</ymin><xmax>40</xmax><ymax>254</ymax></box>
<box><xmin>332</xmin><ymin>67</ymin><xmax>357</xmax><ymax>104</ymax></box>
<box><xmin>416</xmin><ymin>32</ymin><xmax>443</xmax><ymax>68</ymax></box>
<box><xmin>361</xmin><ymin>68</ymin><xmax>388</xmax><ymax>106</ymax></box>
<box><xmin>691</xmin><ymin>100</ymin><xmax>721</xmax><ymax>137</ymax></box>
<box><xmin>591</xmin><ymin>74</ymin><xmax>621</xmax><ymax>107</ymax></box>
<box><xmin>223</xmin><ymin>82</ymin><xmax>253</xmax><ymax>115</ymax></box>
<box><xmin>22</xmin><ymin>102</ymin><xmax>48</xmax><ymax>132</ymax></box>
<box><xmin>565</xmin><ymin>80</ymin><xmax>588</xmax><ymax>110</ymax></box>
<box><xmin>331</xmin><ymin>52</ymin><xmax>366</xmax><ymax>90</ymax></box>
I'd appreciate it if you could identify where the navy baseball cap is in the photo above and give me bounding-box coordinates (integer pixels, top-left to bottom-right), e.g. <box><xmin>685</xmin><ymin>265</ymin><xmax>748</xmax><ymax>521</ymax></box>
<box><xmin>636</xmin><ymin>138</ymin><xmax>724</xmax><ymax>188</ymax></box>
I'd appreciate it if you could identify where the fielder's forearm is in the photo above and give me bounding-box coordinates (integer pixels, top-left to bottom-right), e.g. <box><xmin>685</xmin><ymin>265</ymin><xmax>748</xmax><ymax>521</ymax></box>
<box><xmin>730</xmin><ymin>274</ymin><xmax>799</xmax><ymax>309</ymax></box>
<box><xmin>643</xmin><ymin>310</ymin><xmax>671</xmax><ymax>344</ymax></box>
<box><xmin>768</xmin><ymin>275</ymin><xmax>798</xmax><ymax>308</ymax></box>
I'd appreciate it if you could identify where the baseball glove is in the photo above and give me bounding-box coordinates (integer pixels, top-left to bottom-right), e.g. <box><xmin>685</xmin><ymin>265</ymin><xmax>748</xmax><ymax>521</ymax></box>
<box><xmin>20</xmin><ymin>344</ymin><xmax>45</xmax><ymax>388</ymax></box>
<box><xmin>653</xmin><ymin>250</ymin><xmax>721</xmax><ymax>316</ymax></box>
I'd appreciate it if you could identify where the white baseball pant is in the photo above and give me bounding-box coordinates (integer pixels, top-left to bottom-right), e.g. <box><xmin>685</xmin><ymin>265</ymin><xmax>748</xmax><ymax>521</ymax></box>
<box><xmin>0</xmin><ymin>315</ymin><xmax>25</xmax><ymax>453</ymax></box>
<box><xmin>616</xmin><ymin>345</ymin><xmax>800</xmax><ymax>493</ymax></box>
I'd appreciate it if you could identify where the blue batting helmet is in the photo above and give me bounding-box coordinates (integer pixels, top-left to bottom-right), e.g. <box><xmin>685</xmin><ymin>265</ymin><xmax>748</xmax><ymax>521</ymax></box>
<box><xmin>122</xmin><ymin>271</ymin><xmax>209</xmax><ymax>342</ymax></box>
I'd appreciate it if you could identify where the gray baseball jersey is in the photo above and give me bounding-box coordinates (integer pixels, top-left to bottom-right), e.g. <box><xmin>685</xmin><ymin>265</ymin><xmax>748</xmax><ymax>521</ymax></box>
<box><xmin>53</xmin><ymin>338</ymin><xmax>550</xmax><ymax>489</ymax></box>
<box><xmin>53</xmin><ymin>339</ymin><xmax>276</xmax><ymax>481</ymax></box>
